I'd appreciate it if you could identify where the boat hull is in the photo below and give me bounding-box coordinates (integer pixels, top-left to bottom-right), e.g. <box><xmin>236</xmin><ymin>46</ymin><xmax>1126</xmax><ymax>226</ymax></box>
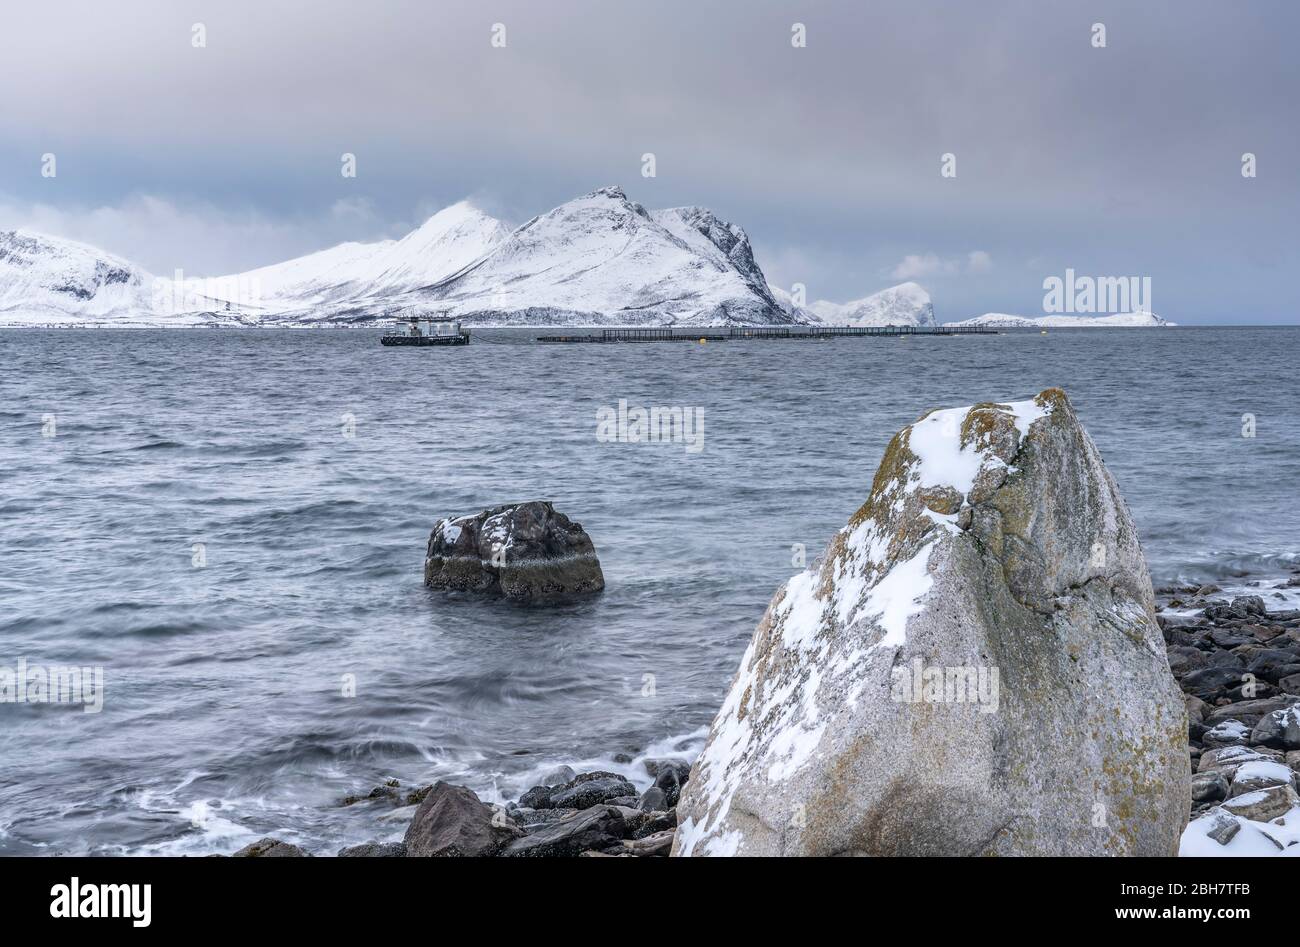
<box><xmin>380</xmin><ymin>334</ymin><xmax>470</xmax><ymax>347</ymax></box>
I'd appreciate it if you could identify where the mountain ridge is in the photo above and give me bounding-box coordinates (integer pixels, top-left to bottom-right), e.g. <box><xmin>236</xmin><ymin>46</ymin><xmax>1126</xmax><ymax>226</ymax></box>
<box><xmin>0</xmin><ymin>188</ymin><xmax>941</xmax><ymax>328</ymax></box>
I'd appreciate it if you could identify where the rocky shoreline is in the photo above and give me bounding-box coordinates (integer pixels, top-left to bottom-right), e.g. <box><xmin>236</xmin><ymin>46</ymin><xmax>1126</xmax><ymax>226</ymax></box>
<box><xmin>230</xmin><ymin>389</ymin><xmax>1299</xmax><ymax>857</ymax></box>
<box><xmin>1156</xmin><ymin>579</ymin><xmax>1300</xmax><ymax>854</ymax></box>
<box><xmin>228</xmin><ymin>573</ymin><xmax>1300</xmax><ymax>858</ymax></box>
<box><xmin>233</xmin><ymin>759</ymin><xmax>690</xmax><ymax>858</ymax></box>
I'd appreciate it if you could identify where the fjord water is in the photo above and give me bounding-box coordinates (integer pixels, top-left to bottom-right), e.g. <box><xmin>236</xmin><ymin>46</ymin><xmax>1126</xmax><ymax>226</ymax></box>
<box><xmin>2</xmin><ymin>327</ymin><xmax>1298</xmax><ymax>855</ymax></box>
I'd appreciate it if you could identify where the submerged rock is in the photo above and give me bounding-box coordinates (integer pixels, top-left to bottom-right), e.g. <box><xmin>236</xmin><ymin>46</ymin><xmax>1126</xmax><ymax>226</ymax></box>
<box><xmin>674</xmin><ymin>388</ymin><xmax>1189</xmax><ymax>856</ymax></box>
<box><xmin>424</xmin><ymin>501</ymin><xmax>604</xmax><ymax>601</ymax></box>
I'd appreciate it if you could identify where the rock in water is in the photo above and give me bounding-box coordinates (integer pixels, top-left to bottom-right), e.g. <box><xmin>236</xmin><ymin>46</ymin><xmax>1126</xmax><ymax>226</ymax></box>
<box><xmin>424</xmin><ymin>501</ymin><xmax>604</xmax><ymax>601</ymax></box>
<box><xmin>673</xmin><ymin>388</ymin><xmax>1189</xmax><ymax>856</ymax></box>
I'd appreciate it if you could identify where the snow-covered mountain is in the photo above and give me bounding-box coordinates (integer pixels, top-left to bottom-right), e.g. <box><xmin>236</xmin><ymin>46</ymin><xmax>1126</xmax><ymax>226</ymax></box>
<box><xmin>399</xmin><ymin>187</ymin><xmax>792</xmax><ymax>326</ymax></box>
<box><xmin>767</xmin><ymin>280</ymin><xmax>936</xmax><ymax>327</ymax></box>
<box><xmin>201</xmin><ymin>201</ymin><xmax>513</xmax><ymax>314</ymax></box>
<box><xmin>0</xmin><ymin>188</ymin><xmax>804</xmax><ymax>327</ymax></box>
<box><xmin>809</xmin><ymin>281</ymin><xmax>936</xmax><ymax>327</ymax></box>
<box><xmin>0</xmin><ymin>230</ymin><xmax>161</xmax><ymax>325</ymax></box>
<box><xmin>947</xmin><ymin>311</ymin><xmax>1174</xmax><ymax>328</ymax></box>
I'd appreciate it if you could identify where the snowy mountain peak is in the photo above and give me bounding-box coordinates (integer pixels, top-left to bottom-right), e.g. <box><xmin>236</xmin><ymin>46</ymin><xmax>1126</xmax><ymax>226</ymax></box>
<box><xmin>800</xmin><ymin>281</ymin><xmax>937</xmax><ymax>327</ymax></box>
<box><xmin>413</xmin><ymin>187</ymin><xmax>790</xmax><ymax>326</ymax></box>
<box><xmin>375</xmin><ymin>201</ymin><xmax>512</xmax><ymax>289</ymax></box>
<box><xmin>198</xmin><ymin>199</ymin><xmax>512</xmax><ymax>311</ymax></box>
<box><xmin>587</xmin><ymin>185</ymin><xmax>631</xmax><ymax>202</ymax></box>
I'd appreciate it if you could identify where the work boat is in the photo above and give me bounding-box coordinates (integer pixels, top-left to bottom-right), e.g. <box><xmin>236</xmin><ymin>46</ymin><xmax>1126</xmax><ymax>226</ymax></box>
<box><xmin>380</xmin><ymin>315</ymin><xmax>470</xmax><ymax>346</ymax></box>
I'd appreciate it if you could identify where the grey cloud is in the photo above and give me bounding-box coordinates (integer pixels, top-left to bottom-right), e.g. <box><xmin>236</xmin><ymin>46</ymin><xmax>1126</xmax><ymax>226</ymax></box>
<box><xmin>1</xmin><ymin>0</ymin><xmax>1296</xmax><ymax>321</ymax></box>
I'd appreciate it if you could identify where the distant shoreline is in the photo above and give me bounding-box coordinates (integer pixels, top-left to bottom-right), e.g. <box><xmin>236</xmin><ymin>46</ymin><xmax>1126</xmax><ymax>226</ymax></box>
<box><xmin>2</xmin><ymin>322</ymin><xmax>1292</xmax><ymax>331</ymax></box>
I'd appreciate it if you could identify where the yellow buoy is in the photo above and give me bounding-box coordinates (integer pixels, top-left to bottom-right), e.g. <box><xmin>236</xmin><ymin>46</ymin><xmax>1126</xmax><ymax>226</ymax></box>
<box><xmin>699</xmin><ymin>338</ymin><xmax>707</xmax><ymax>344</ymax></box>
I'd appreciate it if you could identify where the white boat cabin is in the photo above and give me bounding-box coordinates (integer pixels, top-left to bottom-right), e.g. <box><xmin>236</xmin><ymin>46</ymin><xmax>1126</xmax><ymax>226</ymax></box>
<box><xmin>397</xmin><ymin>315</ymin><xmax>463</xmax><ymax>338</ymax></box>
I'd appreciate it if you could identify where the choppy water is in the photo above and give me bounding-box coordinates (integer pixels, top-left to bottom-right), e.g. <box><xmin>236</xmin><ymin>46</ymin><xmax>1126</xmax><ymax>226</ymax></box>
<box><xmin>1</xmin><ymin>326</ymin><xmax>1298</xmax><ymax>855</ymax></box>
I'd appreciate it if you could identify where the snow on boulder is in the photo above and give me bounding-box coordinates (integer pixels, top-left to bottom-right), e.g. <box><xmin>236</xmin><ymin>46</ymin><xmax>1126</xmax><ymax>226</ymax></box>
<box><xmin>673</xmin><ymin>388</ymin><xmax>1189</xmax><ymax>856</ymax></box>
<box><xmin>424</xmin><ymin>501</ymin><xmax>605</xmax><ymax>602</ymax></box>
<box><xmin>1180</xmin><ymin>783</ymin><xmax>1300</xmax><ymax>856</ymax></box>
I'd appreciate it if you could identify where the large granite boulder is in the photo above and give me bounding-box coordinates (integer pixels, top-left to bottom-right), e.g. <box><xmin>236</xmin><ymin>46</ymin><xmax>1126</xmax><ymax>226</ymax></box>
<box><xmin>674</xmin><ymin>388</ymin><xmax>1189</xmax><ymax>856</ymax></box>
<box><xmin>424</xmin><ymin>501</ymin><xmax>604</xmax><ymax>601</ymax></box>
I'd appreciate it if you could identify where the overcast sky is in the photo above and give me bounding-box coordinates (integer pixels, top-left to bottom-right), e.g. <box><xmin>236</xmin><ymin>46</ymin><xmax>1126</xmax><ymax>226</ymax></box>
<box><xmin>1</xmin><ymin>0</ymin><xmax>1296</xmax><ymax>322</ymax></box>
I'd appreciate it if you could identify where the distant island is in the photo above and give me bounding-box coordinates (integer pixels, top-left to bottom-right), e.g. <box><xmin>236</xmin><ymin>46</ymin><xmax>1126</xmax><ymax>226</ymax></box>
<box><xmin>946</xmin><ymin>312</ymin><xmax>1174</xmax><ymax>329</ymax></box>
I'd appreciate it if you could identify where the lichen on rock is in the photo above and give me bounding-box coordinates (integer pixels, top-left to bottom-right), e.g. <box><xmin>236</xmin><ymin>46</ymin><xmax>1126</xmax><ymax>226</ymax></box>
<box><xmin>673</xmin><ymin>388</ymin><xmax>1189</xmax><ymax>856</ymax></box>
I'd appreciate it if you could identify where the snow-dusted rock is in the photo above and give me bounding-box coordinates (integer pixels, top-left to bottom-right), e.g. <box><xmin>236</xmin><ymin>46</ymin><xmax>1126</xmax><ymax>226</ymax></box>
<box><xmin>1251</xmin><ymin>704</ymin><xmax>1300</xmax><ymax>750</ymax></box>
<box><xmin>1180</xmin><ymin>795</ymin><xmax>1300</xmax><ymax>855</ymax></box>
<box><xmin>808</xmin><ymin>282</ymin><xmax>935</xmax><ymax>327</ymax></box>
<box><xmin>947</xmin><ymin>311</ymin><xmax>1174</xmax><ymax>328</ymax></box>
<box><xmin>1181</xmin><ymin>768</ymin><xmax>1300</xmax><ymax>856</ymax></box>
<box><xmin>1197</xmin><ymin>745</ymin><xmax>1283</xmax><ymax>777</ymax></box>
<box><xmin>1227</xmin><ymin>759</ymin><xmax>1296</xmax><ymax>798</ymax></box>
<box><xmin>673</xmin><ymin>387</ymin><xmax>1189</xmax><ymax>856</ymax></box>
<box><xmin>424</xmin><ymin>501</ymin><xmax>604</xmax><ymax>601</ymax></box>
